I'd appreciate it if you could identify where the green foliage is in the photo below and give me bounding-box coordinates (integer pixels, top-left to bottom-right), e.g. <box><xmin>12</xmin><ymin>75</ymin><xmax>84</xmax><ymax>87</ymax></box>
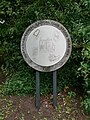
<box><xmin>67</xmin><ymin>91</ymin><xmax>76</xmax><ymax>99</ymax></box>
<box><xmin>2</xmin><ymin>67</ymin><xmax>36</xmax><ymax>96</ymax></box>
<box><xmin>77</xmin><ymin>42</ymin><xmax>90</xmax><ymax>113</ymax></box>
<box><xmin>0</xmin><ymin>111</ymin><xmax>4</xmax><ymax>120</ymax></box>
<box><xmin>0</xmin><ymin>0</ymin><xmax>90</xmax><ymax>113</ymax></box>
<box><xmin>82</xmin><ymin>98</ymin><xmax>90</xmax><ymax>113</ymax></box>
<box><xmin>20</xmin><ymin>113</ymin><xmax>25</xmax><ymax>120</ymax></box>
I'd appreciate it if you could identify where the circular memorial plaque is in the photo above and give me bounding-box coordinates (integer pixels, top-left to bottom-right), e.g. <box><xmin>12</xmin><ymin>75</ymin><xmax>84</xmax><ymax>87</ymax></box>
<box><xmin>21</xmin><ymin>20</ymin><xmax>72</xmax><ymax>72</ymax></box>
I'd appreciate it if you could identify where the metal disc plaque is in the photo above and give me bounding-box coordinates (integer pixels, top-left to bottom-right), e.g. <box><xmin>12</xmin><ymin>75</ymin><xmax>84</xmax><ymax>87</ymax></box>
<box><xmin>21</xmin><ymin>20</ymin><xmax>72</xmax><ymax>72</ymax></box>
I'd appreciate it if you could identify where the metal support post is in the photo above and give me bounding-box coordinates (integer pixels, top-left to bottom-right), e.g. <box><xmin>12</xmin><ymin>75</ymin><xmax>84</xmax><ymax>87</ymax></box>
<box><xmin>36</xmin><ymin>71</ymin><xmax>40</xmax><ymax>110</ymax></box>
<box><xmin>53</xmin><ymin>71</ymin><xmax>57</xmax><ymax>109</ymax></box>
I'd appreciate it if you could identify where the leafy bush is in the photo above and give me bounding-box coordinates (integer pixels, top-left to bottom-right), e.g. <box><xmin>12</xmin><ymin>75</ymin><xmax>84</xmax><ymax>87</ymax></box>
<box><xmin>82</xmin><ymin>98</ymin><xmax>90</xmax><ymax>113</ymax></box>
<box><xmin>0</xmin><ymin>0</ymin><xmax>90</xmax><ymax>113</ymax></box>
<box><xmin>77</xmin><ymin>36</ymin><xmax>90</xmax><ymax>113</ymax></box>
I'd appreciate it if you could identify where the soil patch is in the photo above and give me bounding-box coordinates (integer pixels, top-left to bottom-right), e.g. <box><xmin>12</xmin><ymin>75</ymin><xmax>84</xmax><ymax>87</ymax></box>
<box><xmin>0</xmin><ymin>92</ymin><xmax>90</xmax><ymax>120</ymax></box>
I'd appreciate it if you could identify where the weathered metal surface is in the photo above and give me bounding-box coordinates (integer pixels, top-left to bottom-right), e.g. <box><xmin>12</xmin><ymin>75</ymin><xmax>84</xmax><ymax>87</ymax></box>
<box><xmin>21</xmin><ymin>20</ymin><xmax>72</xmax><ymax>72</ymax></box>
<box><xmin>36</xmin><ymin>71</ymin><xmax>40</xmax><ymax>110</ymax></box>
<box><xmin>53</xmin><ymin>71</ymin><xmax>57</xmax><ymax>109</ymax></box>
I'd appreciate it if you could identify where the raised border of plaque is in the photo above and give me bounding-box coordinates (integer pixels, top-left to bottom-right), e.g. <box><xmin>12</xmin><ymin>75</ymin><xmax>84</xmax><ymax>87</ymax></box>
<box><xmin>21</xmin><ymin>20</ymin><xmax>72</xmax><ymax>72</ymax></box>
